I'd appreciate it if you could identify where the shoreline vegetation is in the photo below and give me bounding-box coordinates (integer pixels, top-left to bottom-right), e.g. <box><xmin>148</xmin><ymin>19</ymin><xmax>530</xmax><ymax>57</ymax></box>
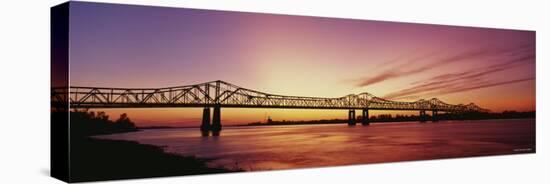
<box><xmin>245</xmin><ymin>111</ymin><xmax>535</xmax><ymax>126</ymax></box>
<box><xmin>135</xmin><ymin>111</ymin><xmax>535</xmax><ymax>129</ymax></box>
<box><xmin>69</xmin><ymin>111</ymin><xmax>238</xmax><ymax>182</ymax></box>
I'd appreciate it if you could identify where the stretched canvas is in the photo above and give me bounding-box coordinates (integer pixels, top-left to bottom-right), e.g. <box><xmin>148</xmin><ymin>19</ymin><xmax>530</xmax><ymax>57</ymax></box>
<box><xmin>51</xmin><ymin>1</ymin><xmax>536</xmax><ymax>182</ymax></box>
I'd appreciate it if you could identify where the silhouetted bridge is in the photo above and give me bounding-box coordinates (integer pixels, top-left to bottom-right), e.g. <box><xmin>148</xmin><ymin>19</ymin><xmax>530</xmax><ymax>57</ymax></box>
<box><xmin>51</xmin><ymin>80</ymin><xmax>489</xmax><ymax>136</ymax></box>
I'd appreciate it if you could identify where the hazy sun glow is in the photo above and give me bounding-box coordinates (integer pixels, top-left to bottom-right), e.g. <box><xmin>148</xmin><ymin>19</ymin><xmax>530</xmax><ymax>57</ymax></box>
<box><xmin>68</xmin><ymin>2</ymin><xmax>535</xmax><ymax>127</ymax></box>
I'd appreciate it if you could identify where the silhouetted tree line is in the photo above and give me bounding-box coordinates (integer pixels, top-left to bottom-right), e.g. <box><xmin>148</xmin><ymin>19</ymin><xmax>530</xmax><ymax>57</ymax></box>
<box><xmin>70</xmin><ymin>111</ymin><xmax>137</xmax><ymax>136</ymax></box>
<box><xmin>64</xmin><ymin>111</ymin><xmax>234</xmax><ymax>182</ymax></box>
<box><xmin>247</xmin><ymin>111</ymin><xmax>535</xmax><ymax>126</ymax></box>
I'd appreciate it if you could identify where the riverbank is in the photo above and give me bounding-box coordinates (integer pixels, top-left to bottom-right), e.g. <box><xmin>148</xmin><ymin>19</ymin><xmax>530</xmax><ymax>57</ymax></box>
<box><xmin>243</xmin><ymin>118</ymin><xmax>536</xmax><ymax>127</ymax></box>
<box><xmin>69</xmin><ymin>137</ymin><xmax>237</xmax><ymax>182</ymax></box>
<box><xmin>244</xmin><ymin>111</ymin><xmax>535</xmax><ymax>126</ymax></box>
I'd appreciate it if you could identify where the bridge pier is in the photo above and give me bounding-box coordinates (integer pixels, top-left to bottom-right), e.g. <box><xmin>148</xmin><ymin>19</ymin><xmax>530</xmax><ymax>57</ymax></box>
<box><xmin>211</xmin><ymin>105</ymin><xmax>222</xmax><ymax>136</ymax></box>
<box><xmin>432</xmin><ymin>110</ymin><xmax>438</xmax><ymax>122</ymax></box>
<box><xmin>419</xmin><ymin>110</ymin><xmax>427</xmax><ymax>123</ymax></box>
<box><xmin>361</xmin><ymin>108</ymin><xmax>369</xmax><ymax>126</ymax></box>
<box><xmin>348</xmin><ymin>109</ymin><xmax>356</xmax><ymax>126</ymax></box>
<box><xmin>200</xmin><ymin>107</ymin><xmax>211</xmax><ymax>136</ymax></box>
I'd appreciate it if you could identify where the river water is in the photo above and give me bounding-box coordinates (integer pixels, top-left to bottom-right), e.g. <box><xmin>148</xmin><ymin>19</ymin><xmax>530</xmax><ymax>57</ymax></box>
<box><xmin>98</xmin><ymin>119</ymin><xmax>535</xmax><ymax>171</ymax></box>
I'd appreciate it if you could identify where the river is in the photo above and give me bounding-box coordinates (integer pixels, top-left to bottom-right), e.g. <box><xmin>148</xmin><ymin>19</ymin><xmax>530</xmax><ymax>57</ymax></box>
<box><xmin>97</xmin><ymin>119</ymin><xmax>535</xmax><ymax>171</ymax></box>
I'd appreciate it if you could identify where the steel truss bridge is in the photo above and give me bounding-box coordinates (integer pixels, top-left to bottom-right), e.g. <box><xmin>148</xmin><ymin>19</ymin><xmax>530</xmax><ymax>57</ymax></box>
<box><xmin>51</xmin><ymin>80</ymin><xmax>489</xmax><ymax>136</ymax></box>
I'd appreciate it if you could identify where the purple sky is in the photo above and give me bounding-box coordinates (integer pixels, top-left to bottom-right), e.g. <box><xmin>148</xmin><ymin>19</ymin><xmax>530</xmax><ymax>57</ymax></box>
<box><xmin>67</xmin><ymin>2</ymin><xmax>535</xmax><ymax>126</ymax></box>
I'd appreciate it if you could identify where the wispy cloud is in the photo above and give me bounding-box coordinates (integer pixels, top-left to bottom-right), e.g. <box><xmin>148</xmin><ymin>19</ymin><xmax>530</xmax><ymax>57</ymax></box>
<box><xmin>356</xmin><ymin>49</ymin><xmax>490</xmax><ymax>87</ymax></box>
<box><xmin>411</xmin><ymin>53</ymin><xmax>534</xmax><ymax>86</ymax></box>
<box><xmin>382</xmin><ymin>52</ymin><xmax>535</xmax><ymax>100</ymax></box>
<box><xmin>385</xmin><ymin>76</ymin><xmax>534</xmax><ymax>100</ymax></box>
<box><xmin>354</xmin><ymin>44</ymin><xmax>534</xmax><ymax>87</ymax></box>
<box><xmin>350</xmin><ymin>52</ymin><xmax>437</xmax><ymax>86</ymax></box>
<box><xmin>429</xmin><ymin>76</ymin><xmax>535</xmax><ymax>97</ymax></box>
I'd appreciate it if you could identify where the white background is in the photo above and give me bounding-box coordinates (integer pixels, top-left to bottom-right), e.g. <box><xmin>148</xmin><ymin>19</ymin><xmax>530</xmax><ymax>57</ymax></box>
<box><xmin>0</xmin><ymin>0</ymin><xmax>548</xmax><ymax>183</ymax></box>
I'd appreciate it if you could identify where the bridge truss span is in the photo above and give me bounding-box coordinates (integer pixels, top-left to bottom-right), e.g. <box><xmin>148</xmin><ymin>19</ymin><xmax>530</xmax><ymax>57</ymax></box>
<box><xmin>52</xmin><ymin>80</ymin><xmax>489</xmax><ymax>113</ymax></box>
<box><xmin>52</xmin><ymin>80</ymin><xmax>490</xmax><ymax>135</ymax></box>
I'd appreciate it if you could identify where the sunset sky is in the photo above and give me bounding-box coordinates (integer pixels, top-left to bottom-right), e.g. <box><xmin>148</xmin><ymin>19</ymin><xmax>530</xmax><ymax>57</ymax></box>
<box><xmin>68</xmin><ymin>2</ymin><xmax>535</xmax><ymax>127</ymax></box>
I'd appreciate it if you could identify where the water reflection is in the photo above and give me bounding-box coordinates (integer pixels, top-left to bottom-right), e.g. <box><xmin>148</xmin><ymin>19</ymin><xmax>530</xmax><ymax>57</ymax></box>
<box><xmin>98</xmin><ymin>119</ymin><xmax>535</xmax><ymax>171</ymax></box>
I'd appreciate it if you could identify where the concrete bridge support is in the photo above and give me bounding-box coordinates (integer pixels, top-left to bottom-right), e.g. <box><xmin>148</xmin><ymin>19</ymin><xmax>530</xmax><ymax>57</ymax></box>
<box><xmin>201</xmin><ymin>105</ymin><xmax>222</xmax><ymax>136</ymax></box>
<box><xmin>432</xmin><ymin>110</ymin><xmax>438</xmax><ymax>122</ymax></box>
<box><xmin>419</xmin><ymin>110</ymin><xmax>427</xmax><ymax>123</ymax></box>
<box><xmin>348</xmin><ymin>109</ymin><xmax>356</xmax><ymax>126</ymax></box>
<box><xmin>200</xmin><ymin>107</ymin><xmax>211</xmax><ymax>136</ymax></box>
<box><xmin>211</xmin><ymin>105</ymin><xmax>222</xmax><ymax>136</ymax></box>
<box><xmin>361</xmin><ymin>108</ymin><xmax>369</xmax><ymax>126</ymax></box>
